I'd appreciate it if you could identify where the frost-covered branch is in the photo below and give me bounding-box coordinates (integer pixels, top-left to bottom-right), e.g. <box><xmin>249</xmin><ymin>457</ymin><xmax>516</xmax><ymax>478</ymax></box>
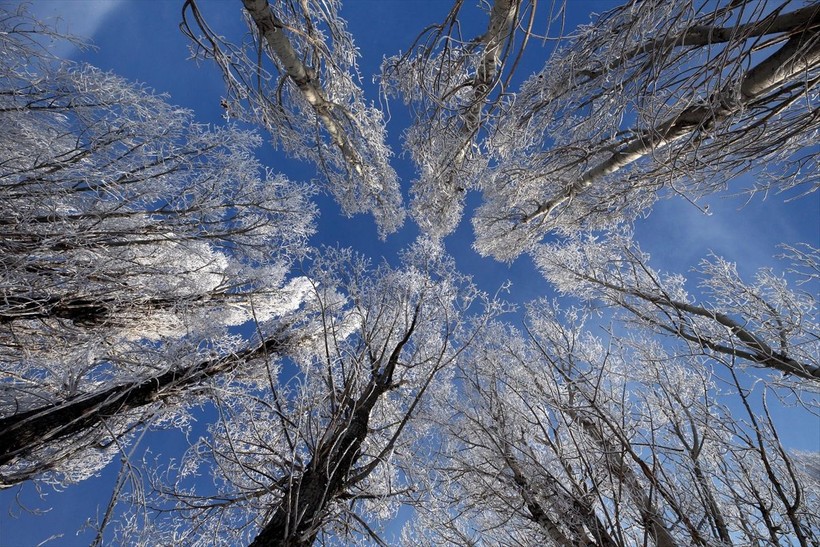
<box><xmin>382</xmin><ymin>0</ymin><xmax>550</xmax><ymax>237</ymax></box>
<box><xmin>407</xmin><ymin>306</ymin><xmax>819</xmax><ymax>545</ymax></box>
<box><xmin>535</xmin><ymin>233</ymin><xmax>820</xmax><ymax>380</ymax></box>
<box><xmin>181</xmin><ymin>0</ymin><xmax>404</xmax><ymax>236</ymax></box>
<box><xmin>0</xmin><ymin>325</ymin><xmax>294</xmax><ymax>486</ymax></box>
<box><xmin>521</xmin><ymin>23</ymin><xmax>820</xmax><ymax>226</ymax></box>
<box><xmin>475</xmin><ymin>0</ymin><xmax>820</xmax><ymax>259</ymax></box>
<box><xmin>137</xmin><ymin>242</ymin><xmax>497</xmax><ymax>546</ymax></box>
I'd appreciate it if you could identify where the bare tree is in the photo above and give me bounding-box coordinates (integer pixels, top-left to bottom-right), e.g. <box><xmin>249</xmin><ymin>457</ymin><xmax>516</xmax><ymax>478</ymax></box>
<box><xmin>180</xmin><ymin>0</ymin><xmax>404</xmax><ymax>236</ymax></box>
<box><xmin>407</xmin><ymin>304</ymin><xmax>818</xmax><ymax>546</ymax></box>
<box><xmin>471</xmin><ymin>0</ymin><xmax>819</xmax><ymax>259</ymax></box>
<box><xmin>0</xmin><ymin>6</ymin><xmax>315</xmax><ymax>487</ymax></box>
<box><xmin>534</xmin><ymin>231</ymin><xmax>820</xmax><ymax>381</ymax></box>
<box><xmin>132</xmin><ymin>241</ymin><xmax>497</xmax><ymax>546</ymax></box>
<box><xmin>381</xmin><ymin>0</ymin><xmax>557</xmax><ymax>236</ymax></box>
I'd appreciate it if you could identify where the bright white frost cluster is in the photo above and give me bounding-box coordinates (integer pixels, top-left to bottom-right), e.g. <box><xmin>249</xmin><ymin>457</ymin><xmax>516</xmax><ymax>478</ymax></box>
<box><xmin>382</xmin><ymin>49</ymin><xmax>489</xmax><ymax>237</ymax></box>
<box><xmin>0</xmin><ymin>6</ymin><xmax>317</xmax><ymax>486</ymax></box>
<box><xmin>405</xmin><ymin>304</ymin><xmax>819</xmax><ymax>545</ymax></box>
<box><xmin>381</xmin><ymin>0</ymin><xmax>523</xmax><ymax>239</ymax></box>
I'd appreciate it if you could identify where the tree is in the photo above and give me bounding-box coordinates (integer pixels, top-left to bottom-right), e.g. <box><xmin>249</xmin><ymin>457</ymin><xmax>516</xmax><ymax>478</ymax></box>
<box><xmin>534</xmin><ymin>231</ymin><xmax>820</xmax><ymax>380</ymax></box>
<box><xmin>181</xmin><ymin>0</ymin><xmax>404</xmax><ymax>237</ymax></box>
<box><xmin>381</xmin><ymin>0</ymin><xmax>541</xmax><ymax>237</ymax></box>
<box><xmin>0</xmin><ymin>6</ymin><xmax>315</xmax><ymax>487</ymax></box>
<box><xmin>465</xmin><ymin>0</ymin><xmax>819</xmax><ymax>259</ymax></box>
<box><xmin>407</xmin><ymin>304</ymin><xmax>819</xmax><ymax>546</ymax></box>
<box><xmin>129</xmin><ymin>241</ymin><xmax>497</xmax><ymax>546</ymax></box>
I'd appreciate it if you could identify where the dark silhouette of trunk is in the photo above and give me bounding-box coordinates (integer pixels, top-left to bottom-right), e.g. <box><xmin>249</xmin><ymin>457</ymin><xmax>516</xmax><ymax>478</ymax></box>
<box><xmin>0</xmin><ymin>332</ymin><xmax>290</xmax><ymax>476</ymax></box>
<box><xmin>0</xmin><ymin>293</ymin><xmax>249</xmax><ymax>326</ymax></box>
<box><xmin>248</xmin><ymin>309</ymin><xmax>418</xmax><ymax>546</ymax></box>
<box><xmin>1</xmin><ymin>295</ymin><xmax>113</xmax><ymax>325</ymax></box>
<box><xmin>249</xmin><ymin>385</ymin><xmax>383</xmax><ymax>547</ymax></box>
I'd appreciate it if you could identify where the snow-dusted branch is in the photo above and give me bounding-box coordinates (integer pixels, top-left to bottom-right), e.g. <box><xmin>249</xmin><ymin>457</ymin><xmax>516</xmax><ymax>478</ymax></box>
<box><xmin>0</xmin><ymin>325</ymin><xmax>294</xmax><ymax>486</ymax></box>
<box><xmin>138</xmin><ymin>242</ymin><xmax>498</xmax><ymax>546</ymax></box>
<box><xmin>408</xmin><ymin>305</ymin><xmax>818</xmax><ymax>545</ymax></box>
<box><xmin>181</xmin><ymin>0</ymin><xmax>404</xmax><ymax>236</ymax></box>
<box><xmin>382</xmin><ymin>0</ymin><xmax>547</xmax><ymax>237</ymax></box>
<box><xmin>475</xmin><ymin>0</ymin><xmax>819</xmax><ymax>259</ymax></box>
<box><xmin>535</xmin><ymin>233</ymin><xmax>820</xmax><ymax>381</ymax></box>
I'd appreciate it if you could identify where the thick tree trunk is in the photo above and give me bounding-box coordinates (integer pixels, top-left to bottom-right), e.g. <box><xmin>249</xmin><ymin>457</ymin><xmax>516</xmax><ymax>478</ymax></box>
<box><xmin>248</xmin><ymin>384</ymin><xmax>383</xmax><ymax>546</ymax></box>
<box><xmin>0</xmin><ymin>334</ymin><xmax>289</xmax><ymax>476</ymax></box>
<box><xmin>249</xmin><ymin>309</ymin><xmax>417</xmax><ymax>546</ymax></box>
<box><xmin>501</xmin><ymin>446</ymin><xmax>577</xmax><ymax>547</ymax></box>
<box><xmin>0</xmin><ymin>295</ymin><xmax>111</xmax><ymax>325</ymax></box>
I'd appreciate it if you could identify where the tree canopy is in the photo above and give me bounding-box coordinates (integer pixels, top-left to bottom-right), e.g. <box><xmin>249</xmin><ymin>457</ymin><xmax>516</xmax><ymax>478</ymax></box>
<box><xmin>1</xmin><ymin>1</ymin><xmax>817</xmax><ymax>545</ymax></box>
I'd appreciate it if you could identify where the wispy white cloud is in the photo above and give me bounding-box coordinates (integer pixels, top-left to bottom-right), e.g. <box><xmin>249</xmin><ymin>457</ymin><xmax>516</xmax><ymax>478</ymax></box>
<box><xmin>27</xmin><ymin>0</ymin><xmax>126</xmax><ymax>58</ymax></box>
<box><xmin>635</xmin><ymin>186</ymin><xmax>819</xmax><ymax>280</ymax></box>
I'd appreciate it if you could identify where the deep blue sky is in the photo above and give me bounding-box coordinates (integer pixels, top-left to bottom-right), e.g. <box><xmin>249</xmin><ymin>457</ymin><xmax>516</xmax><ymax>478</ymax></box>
<box><xmin>2</xmin><ymin>1</ymin><xmax>818</xmax><ymax>545</ymax></box>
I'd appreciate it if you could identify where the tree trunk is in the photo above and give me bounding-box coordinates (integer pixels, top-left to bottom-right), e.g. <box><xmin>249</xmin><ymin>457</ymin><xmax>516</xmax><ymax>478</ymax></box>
<box><xmin>0</xmin><ymin>334</ymin><xmax>289</xmax><ymax>476</ymax></box>
<box><xmin>249</xmin><ymin>309</ymin><xmax>417</xmax><ymax>545</ymax></box>
<box><xmin>248</xmin><ymin>383</ymin><xmax>383</xmax><ymax>546</ymax></box>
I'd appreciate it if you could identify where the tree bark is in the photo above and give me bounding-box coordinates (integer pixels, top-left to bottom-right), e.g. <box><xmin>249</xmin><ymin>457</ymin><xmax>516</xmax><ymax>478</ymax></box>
<box><xmin>240</xmin><ymin>0</ymin><xmax>363</xmax><ymax>177</ymax></box>
<box><xmin>249</xmin><ymin>309</ymin><xmax>418</xmax><ymax>546</ymax></box>
<box><xmin>0</xmin><ymin>333</ymin><xmax>289</xmax><ymax>477</ymax></box>
<box><xmin>248</xmin><ymin>386</ymin><xmax>381</xmax><ymax>546</ymax></box>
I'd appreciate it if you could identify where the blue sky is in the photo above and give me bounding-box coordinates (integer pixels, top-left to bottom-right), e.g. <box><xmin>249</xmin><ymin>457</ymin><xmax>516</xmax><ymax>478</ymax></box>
<box><xmin>1</xmin><ymin>1</ymin><xmax>818</xmax><ymax>545</ymax></box>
